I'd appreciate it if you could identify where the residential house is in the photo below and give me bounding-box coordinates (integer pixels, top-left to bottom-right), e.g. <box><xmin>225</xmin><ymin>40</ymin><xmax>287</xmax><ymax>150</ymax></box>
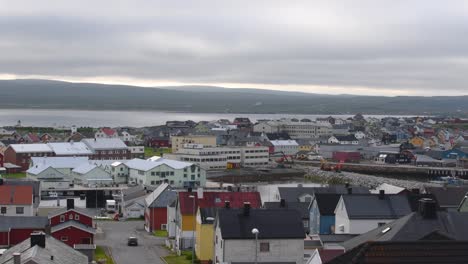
<box><xmin>0</xmin><ymin>185</ymin><xmax>34</xmax><ymax>216</ymax></box>
<box><xmin>195</xmin><ymin>207</ymin><xmax>217</xmax><ymax>263</ymax></box>
<box><xmin>175</xmin><ymin>191</ymin><xmax>261</xmax><ymax>251</ymax></box>
<box><xmin>0</xmin><ymin>216</ymin><xmax>49</xmax><ymax>247</ymax></box>
<box><xmin>128</xmin><ymin>146</ymin><xmax>145</xmax><ymax>159</ymax></box>
<box><xmin>309</xmin><ymin>193</ymin><xmax>342</xmax><ymax>235</ymax></box>
<box><xmin>144</xmin><ymin>183</ymin><xmax>177</xmax><ymax>232</ymax></box>
<box><xmin>95</xmin><ymin>127</ymin><xmax>118</xmax><ymax>138</ymax></box>
<box><xmin>0</xmin><ymin>232</ymin><xmax>88</xmax><ymax>264</ymax></box>
<box><xmin>233</xmin><ymin>117</ymin><xmax>252</xmax><ymax>129</ymax></box>
<box><xmin>3</xmin><ymin>144</ymin><xmax>55</xmax><ymax>171</ymax></box>
<box><xmin>0</xmin><ymin>152</ymin><xmax>3</xmax><ymax>168</ymax></box>
<box><xmin>126</xmin><ymin>158</ymin><xmax>206</xmax><ymax>188</ymax></box>
<box><xmin>48</xmin><ymin>199</ymin><xmax>96</xmax><ymax>247</ymax></box>
<box><xmin>91</xmin><ymin>160</ymin><xmax>129</xmax><ymax>184</ymax></box>
<box><xmin>277</xmin><ymin>185</ymin><xmax>370</xmax><ymax>203</ymax></box>
<box><xmin>334</xmin><ymin>192</ymin><xmax>412</xmax><ymax>234</ymax></box>
<box><xmin>409</xmin><ymin>136</ymin><xmax>425</xmax><ymax>148</ymax></box>
<box><xmin>124</xmin><ymin>199</ymin><xmax>145</xmax><ymax>219</ymax></box>
<box><xmin>342</xmin><ymin>198</ymin><xmax>468</xmax><ymax>252</ymax></box>
<box><xmin>253</xmin><ymin>121</ymin><xmax>281</xmax><ymax>134</ymax></box>
<box><xmin>424</xmin><ymin>186</ymin><xmax>468</xmax><ymax>210</ymax></box>
<box><xmin>327</xmin><ymin>135</ymin><xmax>359</xmax><ymax>145</ymax></box>
<box><xmin>214</xmin><ymin>206</ymin><xmax>305</xmax><ymax>264</ymax></box>
<box><xmin>120</xmin><ymin>130</ymin><xmax>137</xmax><ymax>143</ymax></box>
<box><xmin>171</xmin><ymin>135</ymin><xmax>217</xmax><ymax>153</ymax></box>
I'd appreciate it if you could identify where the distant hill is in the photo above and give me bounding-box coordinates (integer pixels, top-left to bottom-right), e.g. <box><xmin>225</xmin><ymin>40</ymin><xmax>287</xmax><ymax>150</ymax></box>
<box><xmin>0</xmin><ymin>79</ymin><xmax>466</xmax><ymax>115</ymax></box>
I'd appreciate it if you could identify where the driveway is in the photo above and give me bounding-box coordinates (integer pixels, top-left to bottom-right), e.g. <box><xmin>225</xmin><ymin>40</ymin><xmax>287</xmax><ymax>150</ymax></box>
<box><xmin>95</xmin><ymin>221</ymin><xmax>169</xmax><ymax>264</ymax></box>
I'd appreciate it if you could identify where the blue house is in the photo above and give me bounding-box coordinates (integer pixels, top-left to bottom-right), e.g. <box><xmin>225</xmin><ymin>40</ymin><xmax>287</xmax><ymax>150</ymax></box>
<box><xmin>309</xmin><ymin>193</ymin><xmax>342</xmax><ymax>235</ymax></box>
<box><xmin>442</xmin><ymin>149</ymin><xmax>467</xmax><ymax>159</ymax></box>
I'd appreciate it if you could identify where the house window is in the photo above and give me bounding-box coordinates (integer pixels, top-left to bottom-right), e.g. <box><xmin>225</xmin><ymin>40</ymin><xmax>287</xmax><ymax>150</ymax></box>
<box><xmin>69</xmin><ymin>214</ymin><xmax>73</xmax><ymax>220</ymax></box>
<box><xmin>60</xmin><ymin>236</ymin><xmax>68</xmax><ymax>242</ymax></box>
<box><xmin>16</xmin><ymin>207</ymin><xmax>24</xmax><ymax>214</ymax></box>
<box><xmin>0</xmin><ymin>207</ymin><xmax>6</xmax><ymax>214</ymax></box>
<box><xmin>75</xmin><ymin>214</ymin><xmax>80</xmax><ymax>221</ymax></box>
<box><xmin>215</xmin><ymin>235</ymin><xmax>218</xmax><ymax>244</ymax></box>
<box><xmin>60</xmin><ymin>215</ymin><xmax>65</xmax><ymax>222</ymax></box>
<box><xmin>260</xmin><ymin>242</ymin><xmax>270</xmax><ymax>252</ymax></box>
<box><xmin>378</xmin><ymin>222</ymin><xmax>386</xmax><ymax>227</ymax></box>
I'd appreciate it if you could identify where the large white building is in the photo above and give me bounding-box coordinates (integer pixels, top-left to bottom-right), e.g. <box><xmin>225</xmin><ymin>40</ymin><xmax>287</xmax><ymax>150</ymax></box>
<box><xmin>270</xmin><ymin>140</ymin><xmax>299</xmax><ymax>156</ymax></box>
<box><xmin>164</xmin><ymin>144</ymin><xmax>269</xmax><ymax>170</ymax></box>
<box><xmin>253</xmin><ymin>120</ymin><xmax>332</xmax><ymax>139</ymax></box>
<box><xmin>125</xmin><ymin>158</ymin><xmax>206</xmax><ymax>188</ymax></box>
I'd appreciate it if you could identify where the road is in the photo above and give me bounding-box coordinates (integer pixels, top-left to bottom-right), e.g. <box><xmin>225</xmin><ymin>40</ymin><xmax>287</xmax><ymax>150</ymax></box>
<box><xmin>95</xmin><ymin>221</ymin><xmax>169</xmax><ymax>264</ymax></box>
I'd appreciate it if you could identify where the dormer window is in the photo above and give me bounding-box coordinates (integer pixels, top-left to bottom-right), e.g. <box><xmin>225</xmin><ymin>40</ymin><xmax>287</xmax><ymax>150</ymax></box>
<box><xmin>60</xmin><ymin>215</ymin><xmax>65</xmax><ymax>222</ymax></box>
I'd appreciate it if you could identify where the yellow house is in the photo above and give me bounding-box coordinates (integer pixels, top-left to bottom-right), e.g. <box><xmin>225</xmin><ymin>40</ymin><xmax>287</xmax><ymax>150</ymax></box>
<box><xmin>195</xmin><ymin>207</ymin><xmax>216</xmax><ymax>263</ymax></box>
<box><xmin>410</xmin><ymin>136</ymin><xmax>425</xmax><ymax>148</ymax></box>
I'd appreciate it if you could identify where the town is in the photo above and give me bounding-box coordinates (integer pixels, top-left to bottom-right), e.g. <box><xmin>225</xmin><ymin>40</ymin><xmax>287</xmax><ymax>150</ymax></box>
<box><xmin>1</xmin><ymin>114</ymin><xmax>468</xmax><ymax>263</ymax></box>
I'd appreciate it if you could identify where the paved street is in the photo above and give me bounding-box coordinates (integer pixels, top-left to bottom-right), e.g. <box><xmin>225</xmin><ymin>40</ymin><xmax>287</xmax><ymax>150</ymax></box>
<box><xmin>95</xmin><ymin>221</ymin><xmax>169</xmax><ymax>264</ymax></box>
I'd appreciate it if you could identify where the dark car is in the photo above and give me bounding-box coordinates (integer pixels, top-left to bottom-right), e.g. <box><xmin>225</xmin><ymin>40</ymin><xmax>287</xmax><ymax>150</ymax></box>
<box><xmin>127</xmin><ymin>237</ymin><xmax>138</xmax><ymax>246</ymax></box>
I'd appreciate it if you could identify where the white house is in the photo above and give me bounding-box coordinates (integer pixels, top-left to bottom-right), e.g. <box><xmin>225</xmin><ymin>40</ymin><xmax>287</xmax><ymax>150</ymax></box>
<box><xmin>214</xmin><ymin>206</ymin><xmax>305</xmax><ymax>264</ymax></box>
<box><xmin>334</xmin><ymin>192</ymin><xmax>412</xmax><ymax>234</ymax></box>
<box><xmin>125</xmin><ymin>158</ymin><xmax>206</xmax><ymax>188</ymax></box>
<box><xmin>124</xmin><ymin>198</ymin><xmax>146</xmax><ymax>219</ymax></box>
<box><xmin>30</xmin><ymin>157</ymin><xmax>89</xmax><ymax>176</ymax></box>
<box><xmin>353</xmin><ymin>131</ymin><xmax>367</xmax><ymax>139</ymax></box>
<box><xmin>270</xmin><ymin>140</ymin><xmax>299</xmax><ymax>156</ymax></box>
<box><xmin>91</xmin><ymin>160</ymin><xmax>129</xmax><ymax>184</ymax></box>
<box><xmin>27</xmin><ymin>166</ymin><xmax>71</xmax><ymax>190</ymax></box>
<box><xmin>328</xmin><ymin>135</ymin><xmax>359</xmax><ymax>145</ymax></box>
<box><xmin>120</xmin><ymin>131</ymin><xmax>137</xmax><ymax>143</ymax></box>
<box><xmin>0</xmin><ymin>185</ymin><xmax>34</xmax><ymax>216</ymax></box>
<box><xmin>72</xmin><ymin>163</ymin><xmax>113</xmax><ymax>186</ymax></box>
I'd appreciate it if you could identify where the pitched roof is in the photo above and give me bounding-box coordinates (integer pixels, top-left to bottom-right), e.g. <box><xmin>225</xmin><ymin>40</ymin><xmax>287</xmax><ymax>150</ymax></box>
<box><xmin>178</xmin><ymin>191</ymin><xmax>261</xmax><ymax>215</ymax></box>
<box><xmin>30</xmin><ymin>156</ymin><xmax>89</xmax><ymax>169</ymax></box>
<box><xmin>0</xmin><ymin>185</ymin><xmax>33</xmax><ymax>205</ymax></box>
<box><xmin>9</xmin><ymin>144</ymin><xmax>53</xmax><ymax>153</ymax></box>
<box><xmin>270</xmin><ymin>140</ymin><xmax>298</xmax><ymax>146</ymax></box>
<box><xmin>217</xmin><ymin>208</ymin><xmax>305</xmax><ymax>239</ymax></box>
<box><xmin>278</xmin><ymin>185</ymin><xmax>369</xmax><ymax>202</ymax></box>
<box><xmin>329</xmin><ymin>241</ymin><xmax>468</xmax><ymax>264</ymax></box>
<box><xmin>47</xmin><ymin>142</ymin><xmax>93</xmax><ymax>155</ymax></box>
<box><xmin>50</xmin><ymin>221</ymin><xmax>96</xmax><ymax>234</ymax></box>
<box><xmin>341</xmin><ymin>194</ymin><xmax>412</xmax><ymax>219</ymax></box>
<box><xmin>199</xmin><ymin>207</ymin><xmax>217</xmax><ymax>224</ymax></box>
<box><xmin>425</xmin><ymin>186</ymin><xmax>468</xmax><ymax>207</ymax></box>
<box><xmin>48</xmin><ymin>207</ymin><xmax>94</xmax><ymax>218</ymax></box>
<box><xmin>0</xmin><ymin>216</ymin><xmax>49</xmax><ymax>232</ymax></box>
<box><xmin>101</xmin><ymin>127</ymin><xmax>117</xmax><ymax>136</ymax></box>
<box><xmin>81</xmin><ymin>138</ymin><xmax>128</xmax><ymax>150</ymax></box>
<box><xmin>263</xmin><ymin>201</ymin><xmax>310</xmax><ymax>219</ymax></box>
<box><xmin>0</xmin><ymin>234</ymin><xmax>88</xmax><ymax>264</ymax></box>
<box><xmin>145</xmin><ymin>183</ymin><xmax>177</xmax><ymax>208</ymax></box>
<box><xmin>72</xmin><ymin>163</ymin><xmax>98</xmax><ymax>174</ymax></box>
<box><xmin>342</xmin><ymin>211</ymin><xmax>468</xmax><ymax>251</ymax></box>
<box><xmin>314</xmin><ymin>193</ymin><xmax>342</xmax><ymax>216</ymax></box>
<box><xmin>334</xmin><ymin>135</ymin><xmax>358</xmax><ymax>142</ymax></box>
<box><xmin>125</xmin><ymin>158</ymin><xmax>193</xmax><ymax>171</ymax></box>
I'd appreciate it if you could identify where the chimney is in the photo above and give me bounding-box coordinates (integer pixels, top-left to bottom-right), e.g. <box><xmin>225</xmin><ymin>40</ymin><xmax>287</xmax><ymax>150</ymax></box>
<box><xmin>66</xmin><ymin>198</ymin><xmax>74</xmax><ymax>210</ymax></box>
<box><xmin>419</xmin><ymin>198</ymin><xmax>437</xmax><ymax>219</ymax></box>
<box><xmin>347</xmin><ymin>188</ymin><xmax>352</xmax><ymax>194</ymax></box>
<box><xmin>378</xmin><ymin>190</ymin><xmax>385</xmax><ymax>200</ymax></box>
<box><xmin>224</xmin><ymin>201</ymin><xmax>230</xmax><ymax>209</ymax></box>
<box><xmin>13</xmin><ymin>253</ymin><xmax>20</xmax><ymax>264</ymax></box>
<box><xmin>30</xmin><ymin>232</ymin><xmax>46</xmax><ymax>248</ymax></box>
<box><xmin>411</xmin><ymin>188</ymin><xmax>420</xmax><ymax>195</ymax></box>
<box><xmin>280</xmin><ymin>199</ymin><xmax>286</xmax><ymax>208</ymax></box>
<box><xmin>243</xmin><ymin>202</ymin><xmax>251</xmax><ymax>216</ymax></box>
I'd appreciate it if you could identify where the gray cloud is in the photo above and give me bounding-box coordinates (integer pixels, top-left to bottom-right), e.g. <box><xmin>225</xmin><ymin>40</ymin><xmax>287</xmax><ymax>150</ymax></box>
<box><xmin>1</xmin><ymin>0</ymin><xmax>468</xmax><ymax>95</ymax></box>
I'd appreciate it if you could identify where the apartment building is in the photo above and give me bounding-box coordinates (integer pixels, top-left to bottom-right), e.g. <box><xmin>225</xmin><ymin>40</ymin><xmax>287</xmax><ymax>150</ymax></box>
<box><xmin>254</xmin><ymin>120</ymin><xmax>332</xmax><ymax>139</ymax></box>
<box><xmin>171</xmin><ymin>135</ymin><xmax>217</xmax><ymax>153</ymax></box>
<box><xmin>164</xmin><ymin>144</ymin><xmax>269</xmax><ymax>170</ymax></box>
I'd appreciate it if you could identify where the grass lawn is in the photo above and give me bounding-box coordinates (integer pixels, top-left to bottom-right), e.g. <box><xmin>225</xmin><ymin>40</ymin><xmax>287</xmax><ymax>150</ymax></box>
<box><xmin>153</xmin><ymin>230</ymin><xmax>168</xmax><ymax>237</ymax></box>
<box><xmin>1</xmin><ymin>172</ymin><xmax>26</xmax><ymax>179</ymax></box>
<box><xmin>145</xmin><ymin>147</ymin><xmax>172</xmax><ymax>158</ymax></box>
<box><xmin>164</xmin><ymin>251</ymin><xmax>195</xmax><ymax>264</ymax></box>
<box><xmin>95</xmin><ymin>246</ymin><xmax>115</xmax><ymax>264</ymax></box>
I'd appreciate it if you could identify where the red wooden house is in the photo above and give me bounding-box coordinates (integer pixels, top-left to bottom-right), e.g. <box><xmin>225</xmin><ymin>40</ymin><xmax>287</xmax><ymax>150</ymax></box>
<box><xmin>0</xmin><ymin>152</ymin><xmax>3</xmax><ymax>167</ymax></box>
<box><xmin>48</xmin><ymin>199</ymin><xmax>96</xmax><ymax>247</ymax></box>
<box><xmin>0</xmin><ymin>216</ymin><xmax>49</xmax><ymax>247</ymax></box>
<box><xmin>145</xmin><ymin>183</ymin><xmax>177</xmax><ymax>232</ymax></box>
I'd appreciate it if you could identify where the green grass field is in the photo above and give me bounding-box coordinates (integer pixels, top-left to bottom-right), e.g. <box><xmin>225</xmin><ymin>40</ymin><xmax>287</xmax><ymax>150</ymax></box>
<box><xmin>145</xmin><ymin>147</ymin><xmax>172</xmax><ymax>158</ymax></box>
<box><xmin>95</xmin><ymin>246</ymin><xmax>115</xmax><ymax>264</ymax></box>
<box><xmin>164</xmin><ymin>251</ymin><xmax>196</xmax><ymax>264</ymax></box>
<box><xmin>153</xmin><ymin>230</ymin><xmax>168</xmax><ymax>237</ymax></box>
<box><xmin>1</xmin><ymin>172</ymin><xmax>26</xmax><ymax>179</ymax></box>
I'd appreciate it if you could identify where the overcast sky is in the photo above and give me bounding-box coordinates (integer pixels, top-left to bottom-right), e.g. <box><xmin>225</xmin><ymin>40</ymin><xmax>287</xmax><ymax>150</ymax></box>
<box><xmin>1</xmin><ymin>1</ymin><xmax>468</xmax><ymax>96</ymax></box>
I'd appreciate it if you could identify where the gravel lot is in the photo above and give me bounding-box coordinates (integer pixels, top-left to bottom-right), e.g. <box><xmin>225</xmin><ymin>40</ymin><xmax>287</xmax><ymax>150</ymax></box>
<box><xmin>95</xmin><ymin>221</ymin><xmax>169</xmax><ymax>264</ymax></box>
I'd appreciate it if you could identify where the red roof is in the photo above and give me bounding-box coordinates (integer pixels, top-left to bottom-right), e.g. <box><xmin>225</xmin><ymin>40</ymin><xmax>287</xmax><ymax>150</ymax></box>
<box><xmin>179</xmin><ymin>191</ymin><xmax>261</xmax><ymax>215</ymax></box>
<box><xmin>319</xmin><ymin>249</ymin><xmax>344</xmax><ymax>263</ymax></box>
<box><xmin>0</xmin><ymin>185</ymin><xmax>33</xmax><ymax>205</ymax></box>
<box><xmin>101</xmin><ymin>128</ymin><xmax>117</xmax><ymax>136</ymax></box>
<box><xmin>27</xmin><ymin>133</ymin><xmax>40</xmax><ymax>143</ymax></box>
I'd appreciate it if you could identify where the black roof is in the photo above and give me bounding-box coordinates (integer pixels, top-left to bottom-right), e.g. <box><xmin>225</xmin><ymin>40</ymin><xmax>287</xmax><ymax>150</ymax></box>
<box><xmin>334</xmin><ymin>135</ymin><xmax>358</xmax><ymax>142</ymax></box>
<box><xmin>343</xmin><ymin>211</ymin><xmax>468</xmax><ymax>251</ymax></box>
<box><xmin>425</xmin><ymin>186</ymin><xmax>468</xmax><ymax>207</ymax></box>
<box><xmin>314</xmin><ymin>194</ymin><xmax>342</xmax><ymax>216</ymax></box>
<box><xmin>148</xmin><ymin>189</ymin><xmax>177</xmax><ymax>208</ymax></box>
<box><xmin>328</xmin><ymin>240</ymin><xmax>468</xmax><ymax>264</ymax></box>
<box><xmin>266</xmin><ymin>132</ymin><xmax>291</xmax><ymax>140</ymax></box>
<box><xmin>263</xmin><ymin>201</ymin><xmax>310</xmax><ymax>219</ymax></box>
<box><xmin>318</xmin><ymin>234</ymin><xmax>358</xmax><ymax>243</ymax></box>
<box><xmin>217</xmin><ymin>208</ymin><xmax>305</xmax><ymax>239</ymax></box>
<box><xmin>200</xmin><ymin>207</ymin><xmax>217</xmax><ymax>224</ymax></box>
<box><xmin>0</xmin><ymin>216</ymin><xmax>49</xmax><ymax>232</ymax></box>
<box><xmin>278</xmin><ymin>185</ymin><xmax>369</xmax><ymax>202</ymax></box>
<box><xmin>342</xmin><ymin>194</ymin><xmax>412</xmax><ymax>219</ymax></box>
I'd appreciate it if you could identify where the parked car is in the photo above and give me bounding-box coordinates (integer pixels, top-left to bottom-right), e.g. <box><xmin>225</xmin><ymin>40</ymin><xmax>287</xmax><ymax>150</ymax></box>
<box><xmin>128</xmin><ymin>237</ymin><xmax>138</xmax><ymax>246</ymax></box>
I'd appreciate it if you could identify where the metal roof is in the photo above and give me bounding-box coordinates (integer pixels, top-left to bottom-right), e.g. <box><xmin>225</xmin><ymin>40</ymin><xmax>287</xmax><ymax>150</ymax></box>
<box><xmin>10</xmin><ymin>144</ymin><xmax>53</xmax><ymax>153</ymax></box>
<box><xmin>47</xmin><ymin>142</ymin><xmax>93</xmax><ymax>155</ymax></box>
<box><xmin>82</xmin><ymin>138</ymin><xmax>128</xmax><ymax>150</ymax></box>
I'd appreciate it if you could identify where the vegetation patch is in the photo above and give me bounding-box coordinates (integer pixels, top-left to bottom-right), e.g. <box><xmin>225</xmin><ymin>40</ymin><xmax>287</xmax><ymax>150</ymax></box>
<box><xmin>95</xmin><ymin>246</ymin><xmax>115</xmax><ymax>264</ymax></box>
<box><xmin>1</xmin><ymin>172</ymin><xmax>26</xmax><ymax>179</ymax></box>
<box><xmin>153</xmin><ymin>230</ymin><xmax>168</xmax><ymax>237</ymax></box>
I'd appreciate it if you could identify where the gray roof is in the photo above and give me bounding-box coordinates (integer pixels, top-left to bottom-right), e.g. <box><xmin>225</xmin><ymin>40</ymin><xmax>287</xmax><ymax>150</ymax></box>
<box><xmin>82</xmin><ymin>138</ymin><xmax>128</xmax><ymax>150</ymax></box>
<box><xmin>263</xmin><ymin>201</ymin><xmax>310</xmax><ymax>219</ymax></box>
<box><xmin>147</xmin><ymin>188</ymin><xmax>177</xmax><ymax>208</ymax></box>
<box><xmin>123</xmin><ymin>185</ymin><xmax>149</xmax><ymax>202</ymax></box>
<box><xmin>342</xmin><ymin>194</ymin><xmax>412</xmax><ymax>219</ymax></box>
<box><xmin>51</xmin><ymin>221</ymin><xmax>96</xmax><ymax>234</ymax></box>
<box><xmin>343</xmin><ymin>211</ymin><xmax>468</xmax><ymax>251</ymax></box>
<box><xmin>48</xmin><ymin>207</ymin><xmax>94</xmax><ymax>218</ymax></box>
<box><xmin>0</xmin><ymin>234</ymin><xmax>87</xmax><ymax>264</ymax></box>
<box><xmin>318</xmin><ymin>234</ymin><xmax>358</xmax><ymax>243</ymax></box>
<box><xmin>278</xmin><ymin>185</ymin><xmax>369</xmax><ymax>202</ymax></box>
<box><xmin>0</xmin><ymin>216</ymin><xmax>49</xmax><ymax>232</ymax></box>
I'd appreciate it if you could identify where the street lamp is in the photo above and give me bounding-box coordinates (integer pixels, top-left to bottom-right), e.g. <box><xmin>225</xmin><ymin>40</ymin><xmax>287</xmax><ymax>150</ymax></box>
<box><xmin>252</xmin><ymin>228</ymin><xmax>259</xmax><ymax>264</ymax></box>
<box><xmin>189</xmin><ymin>195</ymin><xmax>196</xmax><ymax>264</ymax></box>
